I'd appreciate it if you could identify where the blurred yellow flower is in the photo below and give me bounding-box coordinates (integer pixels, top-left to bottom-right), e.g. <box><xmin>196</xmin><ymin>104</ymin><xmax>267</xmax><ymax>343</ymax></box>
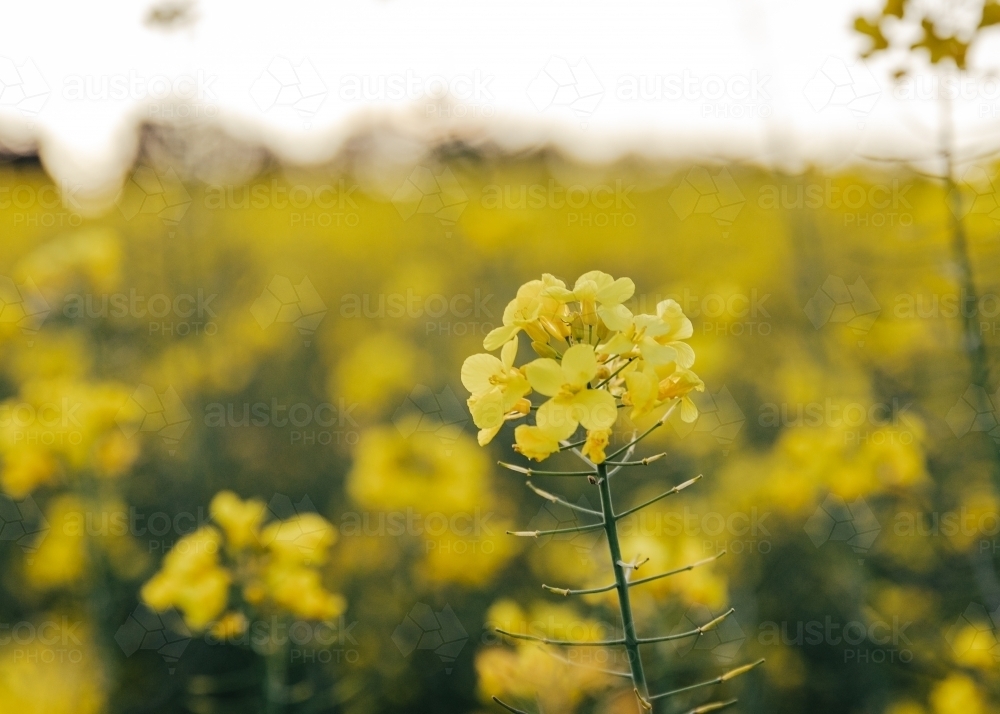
<box><xmin>141</xmin><ymin>526</ymin><xmax>230</xmax><ymax>630</ymax></box>
<box><xmin>210</xmin><ymin>490</ymin><xmax>266</xmax><ymax>550</ymax></box>
<box><xmin>26</xmin><ymin>496</ymin><xmax>88</xmax><ymax>589</ymax></box>
<box><xmin>929</xmin><ymin>673</ymin><xmax>986</xmax><ymax>714</ymax></box>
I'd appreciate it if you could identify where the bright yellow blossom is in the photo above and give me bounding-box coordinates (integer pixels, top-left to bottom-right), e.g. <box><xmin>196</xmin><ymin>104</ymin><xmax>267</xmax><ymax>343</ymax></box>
<box><xmin>483</xmin><ymin>274</ymin><xmax>568</xmax><ymax>351</ymax></box>
<box><xmin>462</xmin><ymin>335</ymin><xmax>532</xmax><ymax>444</ymax></box>
<box><xmin>514</xmin><ymin>344</ymin><xmax>618</xmax><ymax>461</ymax></box>
<box><xmin>543</xmin><ymin>269</ymin><xmax>635</xmax><ymax>331</ymax></box>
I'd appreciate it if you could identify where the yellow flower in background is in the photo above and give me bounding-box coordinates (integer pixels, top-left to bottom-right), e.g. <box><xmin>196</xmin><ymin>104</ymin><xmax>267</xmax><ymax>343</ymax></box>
<box><xmin>929</xmin><ymin>674</ymin><xmax>986</xmax><ymax>714</ymax></box>
<box><xmin>26</xmin><ymin>495</ymin><xmax>88</xmax><ymax>589</ymax></box>
<box><xmin>0</xmin><ymin>617</ymin><xmax>106</xmax><ymax>714</ymax></box>
<box><xmin>210</xmin><ymin>490</ymin><xmax>266</xmax><ymax>550</ymax></box>
<box><xmin>514</xmin><ymin>343</ymin><xmax>618</xmax><ymax>461</ymax></box>
<box><xmin>144</xmin><ymin>493</ymin><xmax>346</xmax><ymax>630</ymax></box>
<box><xmin>141</xmin><ymin>526</ymin><xmax>230</xmax><ymax>630</ymax></box>
<box><xmin>260</xmin><ymin>512</ymin><xmax>336</xmax><ymax>565</ymax></box>
<box><xmin>263</xmin><ymin>560</ymin><xmax>346</xmax><ymax>620</ymax></box>
<box><xmin>332</xmin><ymin>331</ymin><xmax>426</xmax><ymax>416</ymax></box>
<box><xmin>210</xmin><ymin>611</ymin><xmax>249</xmax><ymax>640</ymax></box>
<box><xmin>477</xmin><ymin>600</ymin><xmax>614</xmax><ymax>712</ymax></box>
<box><xmin>348</xmin><ymin>425</ymin><xmax>491</xmax><ymax>515</ymax></box>
<box><xmin>0</xmin><ymin>446</ymin><xmax>59</xmax><ymax>498</ymax></box>
<box><xmin>462</xmin><ymin>335</ymin><xmax>531</xmax><ymax>445</ymax></box>
<box><xmin>91</xmin><ymin>431</ymin><xmax>141</xmax><ymax>480</ymax></box>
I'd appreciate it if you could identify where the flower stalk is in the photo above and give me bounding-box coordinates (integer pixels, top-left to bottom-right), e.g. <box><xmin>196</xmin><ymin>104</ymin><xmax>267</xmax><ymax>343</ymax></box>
<box><xmin>462</xmin><ymin>272</ymin><xmax>761</xmax><ymax>712</ymax></box>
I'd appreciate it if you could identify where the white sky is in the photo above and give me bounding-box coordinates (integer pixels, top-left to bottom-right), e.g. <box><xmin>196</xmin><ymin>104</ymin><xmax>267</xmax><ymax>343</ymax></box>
<box><xmin>3</xmin><ymin>0</ymin><xmax>1000</xmax><ymax>204</ymax></box>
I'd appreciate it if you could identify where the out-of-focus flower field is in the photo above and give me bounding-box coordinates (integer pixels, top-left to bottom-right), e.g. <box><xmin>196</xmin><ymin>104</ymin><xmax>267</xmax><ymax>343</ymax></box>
<box><xmin>1</xmin><ymin>150</ymin><xmax>999</xmax><ymax>714</ymax></box>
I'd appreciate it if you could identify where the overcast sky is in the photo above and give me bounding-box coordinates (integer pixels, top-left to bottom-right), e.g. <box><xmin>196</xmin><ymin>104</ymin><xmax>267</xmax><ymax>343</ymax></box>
<box><xmin>3</xmin><ymin>0</ymin><xmax>1000</xmax><ymax>203</ymax></box>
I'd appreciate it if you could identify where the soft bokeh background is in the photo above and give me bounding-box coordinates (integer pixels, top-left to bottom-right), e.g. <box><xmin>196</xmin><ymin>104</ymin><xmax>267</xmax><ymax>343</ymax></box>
<box><xmin>1</xmin><ymin>144</ymin><xmax>999</xmax><ymax>714</ymax></box>
<box><xmin>5</xmin><ymin>0</ymin><xmax>1000</xmax><ymax>711</ymax></box>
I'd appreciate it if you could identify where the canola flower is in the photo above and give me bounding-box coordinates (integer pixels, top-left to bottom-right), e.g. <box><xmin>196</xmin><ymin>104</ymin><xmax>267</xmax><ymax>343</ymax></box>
<box><xmin>462</xmin><ymin>272</ymin><xmax>761</xmax><ymax>713</ymax></box>
<box><xmin>462</xmin><ymin>271</ymin><xmax>705</xmax><ymax>464</ymax></box>
<box><xmin>141</xmin><ymin>491</ymin><xmax>345</xmax><ymax>632</ymax></box>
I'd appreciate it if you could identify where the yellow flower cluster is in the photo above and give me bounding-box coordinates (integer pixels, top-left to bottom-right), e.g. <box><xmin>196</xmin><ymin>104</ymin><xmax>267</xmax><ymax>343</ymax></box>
<box><xmin>141</xmin><ymin>491</ymin><xmax>345</xmax><ymax>631</ymax></box>
<box><xmin>462</xmin><ymin>271</ymin><xmax>704</xmax><ymax>462</ymax></box>
<box><xmin>0</xmin><ymin>377</ymin><xmax>139</xmax><ymax>498</ymax></box>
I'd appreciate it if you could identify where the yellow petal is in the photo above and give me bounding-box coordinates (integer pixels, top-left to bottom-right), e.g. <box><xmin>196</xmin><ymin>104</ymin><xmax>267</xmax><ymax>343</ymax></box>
<box><xmin>478</xmin><ymin>424</ymin><xmax>503</xmax><ymax>446</ymax></box>
<box><xmin>639</xmin><ymin>338</ymin><xmax>678</xmax><ymax>366</ymax></box>
<box><xmin>461</xmin><ymin>353</ymin><xmax>504</xmax><ymax>394</ymax></box>
<box><xmin>500</xmin><ymin>334</ymin><xmax>519</xmax><ymax>368</ymax></box>
<box><xmin>484</xmin><ymin>324</ymin><xmax>520</xmax><ymax>351</ymax></box>
<box><xmin>560</xmin><ymin>343</ymin><xmax>599</xmax><ymax>387</ymax></box>
<box><xmin>513</xmin><ymin>424</ymin><xmax>562</xmax><ymax>461</ymax></box>
<box><xmin>524</xmin><ymin>358</ymin><xmax>565</xmax><ymax>396</ymax></box>
<box><xmin>595</xmin><ymin>276</ymin><xmax>635</xmax><ymax>305</ymax></box>
<box><xmin>680</xmin><ymin>396</ymin><xmax>699</xmax><ymax>423</ymax></box>
<box><xmin>572</xmin><ymin>389</ymin><xmax>618</xmax><ymax>431</ymax></box>
<box><xmin>624</xmin><ymin>370</ymin><xmax>658</xmax><ymax>419</ymax></box>
<box><xmin>598</xmin><ymin>303</ymin><xmax>634</xmax><ymax>332</ymax></box>
<box><xmin>469</xmin><ymin>388</ymin><xmax>505</xmax><ymax>429</ymax></box>
<box><xmin>671</xmin><ymin>341</ymin><xmax>696</xmax><ymax>369</ymax></box>
<box><xmin>598</xmin><ymin>331</ymin><xmax>636</xmax><ymax>356</ymax></box>
<box><xmin>535</xmin><ymin>398</ymin><xmax>580</xmax><ymax>441</ymax></box>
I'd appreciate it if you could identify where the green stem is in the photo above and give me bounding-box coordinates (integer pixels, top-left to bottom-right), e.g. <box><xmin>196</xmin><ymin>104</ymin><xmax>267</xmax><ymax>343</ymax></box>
<box><xmin>264</xmin><ymin>638</ymin><xmax>288</xmax><ymax>714</ymax></box>
<box><xmin>596</xmin><ymin>462</ymin><xmax>648</xmax><ymax>704</ymax></box>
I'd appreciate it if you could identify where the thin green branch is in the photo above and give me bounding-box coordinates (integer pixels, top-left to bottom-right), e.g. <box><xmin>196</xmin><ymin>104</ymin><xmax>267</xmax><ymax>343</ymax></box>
<box><xmin>559</xmin><ymin>438</ymin><xmax>587</xmax><ymax>451</ymax></box>
<box><xmin>604</xmin><ymin>453</ymin><xmax>666</xmax><ymax>467</ymax></box>
<box><xmin>492</xmin><ymin>696</ymin><xmax>533</xmax><ymax>714</ymax></box>
<box><xmin>685</xmin><ymin>699</ymin><xmax>738</xmax><ymax>714</ymax></box>
<box><xmin>636</xmin><ymin>608</ymin><xmax>735</xmax><ymax>644</ymax></box>
<box><xmin>494</xmin><ymin>628</ymin><xmax>625</xmax><ymax>647</ymax></box>
<box><xmin>594</xmin><ymin>357</ymin><xmax>636</xmax><ymax>389</ymax></box>
<box><xmin>627</xmin><ymin>551</ymin><xmax>726</xmax><ymax>588</ymax></box>
<box><xmin>507</xmin><ymin>522</ymin><xmax>604</xmax><ymax>538</ymax></box>
<box><xmin>606</xmin><ymin>400</ymin><xmax>679</xmax><ymax>461</ymax></box>
<box><xmin>615</xmin><ymin>475</ymin><xmax>703</xmax><ymax>520</ymax></box>
<box><xmin>499</xmin><ymin>462</ymin><xmax>596</xmax><ymax>477</ymax></box>
<box><xmin>648</xmin><ymin>659</ymin><xmax>764</xmax><ymax>701</ymax></box>
<box><xmin>541</xmin><ymin>581</ymin><xmax>618</xmax><ymax>597</ymax></box>
<box><xmin>541</xmin><ymin>646</ymin><xmax>632</xmax><ymax>678</ymax></box>
<box><xmin>525</xmin><ymin>481</ymin><xmax>602</xmax><ymax>516</ymax></box>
